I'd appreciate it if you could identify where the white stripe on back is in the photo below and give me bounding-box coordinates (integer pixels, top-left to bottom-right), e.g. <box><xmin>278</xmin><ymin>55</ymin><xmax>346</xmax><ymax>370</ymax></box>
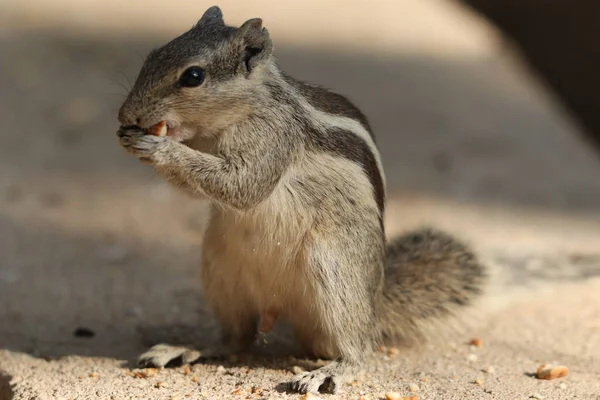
<box><xmin>275</xmin><ymin>70</ymin><xmax>387</xmax><ymax>192</ymax></box>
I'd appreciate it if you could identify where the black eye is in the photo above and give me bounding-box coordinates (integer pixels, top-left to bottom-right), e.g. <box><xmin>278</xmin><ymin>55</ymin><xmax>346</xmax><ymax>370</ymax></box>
<box><xmin>178</xmin><ymin>66</ymin><xmax>205</xmax><ymax>87</ymax></box>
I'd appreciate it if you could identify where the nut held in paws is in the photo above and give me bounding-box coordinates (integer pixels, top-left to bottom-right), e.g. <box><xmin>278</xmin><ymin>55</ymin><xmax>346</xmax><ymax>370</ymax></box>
<box><xmin>149</xmin><ymin>121</ymin><xmax>168</xmax><ymax>137</ymax></box>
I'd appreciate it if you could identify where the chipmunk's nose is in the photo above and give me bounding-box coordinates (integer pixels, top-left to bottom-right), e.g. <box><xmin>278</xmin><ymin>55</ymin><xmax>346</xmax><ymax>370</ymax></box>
<box><xmin>118</xmin><ymin>103</ymin><xmax>141</xmax><ymax>126</ymax></box>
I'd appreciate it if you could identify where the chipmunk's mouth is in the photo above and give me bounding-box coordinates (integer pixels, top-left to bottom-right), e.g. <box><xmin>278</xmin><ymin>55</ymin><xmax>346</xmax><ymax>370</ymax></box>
<box><xmin>119</xmin><ymin>121</ymin><xmax>193</xmax><ymax>142</ymax></box>
<box><xmin>120</xmin><ymin>124</ymin><xmax>142</xmax><ymax>131</ymax></box>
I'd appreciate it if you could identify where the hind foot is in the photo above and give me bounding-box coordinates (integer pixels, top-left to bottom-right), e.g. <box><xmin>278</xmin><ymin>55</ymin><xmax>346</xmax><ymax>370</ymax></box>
<box><xmin>287</xmin><ymin>361</ymin><xmax>351</xmax><ymax>394</ymax></box>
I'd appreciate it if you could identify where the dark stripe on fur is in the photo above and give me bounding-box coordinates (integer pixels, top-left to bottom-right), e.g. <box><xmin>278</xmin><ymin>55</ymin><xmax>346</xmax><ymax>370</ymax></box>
<box><xmin>307</xmin><ymin>127</ymin><xmax>385</xmax><ymax>219</ymax></box>
<box><xmin>264</xmin><ymin>79</ymin><xmax>384</xmax><ymax>223</ymax></box>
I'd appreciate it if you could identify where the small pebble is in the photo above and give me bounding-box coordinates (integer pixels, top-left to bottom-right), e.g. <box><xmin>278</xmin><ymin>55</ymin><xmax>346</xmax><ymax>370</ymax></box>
<box><xmin>155</xmin><ymin>381</ymin><xmax>168</xmax><ymax>388</ymax></box>
<box><xmin>291</xmin><ymin>366</ymin><xmax>304</xmax><ymax>374</ymax></box>
<box><xmin>530</xmin><ymin>393</ymin><xmax>544</xmax><ymax>399</ymax></box>
<box><xmin>474</xmin><ymin>378</ymin><xmax>484</xmax><ymax>386</ymax></box>
<box><xmin>469</xmin><ymin>338</ymin><xmax>483</xmax><ymax>348</ymax></box>
<box><xmin>408</xmin><ymin>383</ymin><xmax>419</xmax><ymax>392</ymax></box>
<box><xmin>251</xmin><ymin>386</ymin><xmax>262</xmax><ymax>394</ymax></box>
<box><xmin>482</xmin><ymin>366</ymin><xmax>495</xmax><ymax>374</ymax></box>
<box><xmin>467</xmin><ymin>353</ymin><xmax>478</xmax><ymax>362</ymax></box>
<box><xmin>216</xmin><ymin>365</ymin><xmax>226</xmax><ymax>374</ymax></box>
<box><xmin>384</xmin><ymin>392</ymin><xmax>401</xmax><ymax>400</ymax></box>
<box><xmin>73</xmin><ymin>327</ymin><xmax>95</xmax><ymax>338</ymax></box>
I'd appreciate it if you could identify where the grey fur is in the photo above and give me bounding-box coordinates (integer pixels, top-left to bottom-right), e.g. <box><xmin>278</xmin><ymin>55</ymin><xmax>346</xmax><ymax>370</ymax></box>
<box><xmin>116</xmin><ymin>6</ymin><xmax>486</xmax><ymax>394</ymax></box>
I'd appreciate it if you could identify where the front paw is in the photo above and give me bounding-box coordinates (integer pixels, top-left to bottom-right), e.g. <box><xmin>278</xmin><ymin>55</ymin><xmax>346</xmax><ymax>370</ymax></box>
<box><xmin>138</xmin><ymin>344</ymin><xmax>201</xmax><ymax>368</ymax></box>
<box><xmin>137</xmin><ymin>343</ymin><xmax>231</xmax><ymax>368</ymax></box>
<box><xmin>117</xmin><ymin>127</ymin><xmax>171</xmax><ymax>164</ymax></box>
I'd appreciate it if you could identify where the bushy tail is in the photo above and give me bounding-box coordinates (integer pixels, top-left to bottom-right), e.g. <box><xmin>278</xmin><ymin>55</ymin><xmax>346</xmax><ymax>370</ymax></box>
<box><xmin>376</xmin><ymin>228</ymin><xmax>486</xmax><ymax>344</ymax></box>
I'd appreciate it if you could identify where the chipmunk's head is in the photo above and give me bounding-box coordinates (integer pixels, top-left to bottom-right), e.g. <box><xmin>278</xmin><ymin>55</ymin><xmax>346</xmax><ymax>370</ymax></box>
<box><xmin>118</xmin><ymin>6</ymin><xmax>274</xmax><ymax>140</ymax></box>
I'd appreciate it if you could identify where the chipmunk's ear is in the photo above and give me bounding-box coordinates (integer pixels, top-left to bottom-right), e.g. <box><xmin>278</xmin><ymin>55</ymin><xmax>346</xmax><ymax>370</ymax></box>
<box><xmin>196</xmin><ymin>6</ymin><xmax>224</xmax><ymax>27</ymax></box>
<box><xmin>235</xmin><ymin>18</ymin><xmax>273</xmax><ymax>73</ymax></box>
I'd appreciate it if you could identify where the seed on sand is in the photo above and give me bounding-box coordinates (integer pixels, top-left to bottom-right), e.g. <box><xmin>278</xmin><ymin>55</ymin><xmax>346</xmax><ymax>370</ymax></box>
<box><xmin>482</xmin><ymin>366</ymin><xmax>495</xmax><ymax>374</ymax></box>
<box><xmin>535</xmin><ymin>364</ymin><xmax>569</xmax><ymax>380</ymax></box>
<box><xmin>299</xmin><ymin>393</ymin><xmax>319</xmax><ymax>399</ymax></box>
<box><xmin>131</xmin><ymin>368</ymin><xmax>157</xmax><ymax>379</ymax></box>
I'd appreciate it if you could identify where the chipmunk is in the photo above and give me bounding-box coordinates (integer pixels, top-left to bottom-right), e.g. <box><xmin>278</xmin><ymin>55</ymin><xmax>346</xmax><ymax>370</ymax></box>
<box><xmin>116</xmin><ymin>6</ymin><xmax>486</xmax><ymax>394</ymax></box>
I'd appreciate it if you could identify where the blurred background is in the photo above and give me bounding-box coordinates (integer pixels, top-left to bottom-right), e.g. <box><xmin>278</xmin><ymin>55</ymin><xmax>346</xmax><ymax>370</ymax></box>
<box><xmin>1</xmin><ymin>0</ymin><xmax>599</xmax><ymax>398</ymax></box>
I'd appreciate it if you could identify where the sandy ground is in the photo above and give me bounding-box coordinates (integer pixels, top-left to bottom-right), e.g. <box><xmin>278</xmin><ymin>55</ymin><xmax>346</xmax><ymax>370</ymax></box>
<box><xmin>1</xmin><ymin>1</ymin><xmax>600</xmax><ymax>399</ymax></box>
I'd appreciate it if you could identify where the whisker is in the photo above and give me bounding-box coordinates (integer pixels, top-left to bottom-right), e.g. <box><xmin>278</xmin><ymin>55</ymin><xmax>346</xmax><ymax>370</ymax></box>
<box><xmin>116</xmin><ymin>71</ymin><xmax>133</xmax><ymax>92</ymax></box>
<box><xmin>107</xmin><ymin>80</ymin><xmax>131</xmax><ymax>95</ymax></box>
<box><xmin>102</xmin><ymin>92</ymin><xmax>128</xmax><ymax>98</ymax></box>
